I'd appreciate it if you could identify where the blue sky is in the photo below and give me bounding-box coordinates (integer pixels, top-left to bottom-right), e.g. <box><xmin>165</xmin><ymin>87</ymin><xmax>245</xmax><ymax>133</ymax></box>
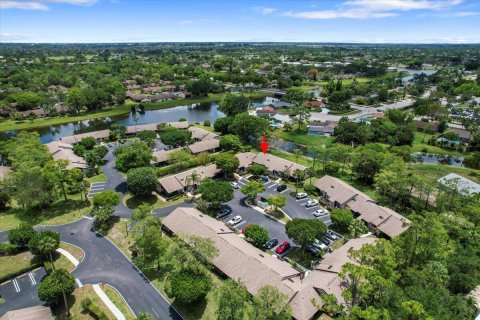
<box><xmin>1</xmin><ymin>0</ymin><xmax>479</xmax><ymax>43</ymax></box>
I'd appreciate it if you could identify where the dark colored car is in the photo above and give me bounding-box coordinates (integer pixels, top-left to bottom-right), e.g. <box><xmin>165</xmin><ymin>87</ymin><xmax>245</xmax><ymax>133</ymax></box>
<box><xmin>275</xmin><ymin>241</ymin><xmax>290</xmax><ymax>254</ymax></box>
<box><xmin>264</xmin><ymin>238</ymin><xmax>279</xmax><ymax>249</ymax></box>
<box><xmin>276</xmin><ymin>184</ymin><xmax>287</xmax><ymax>192</ymax></box>
<box><xmin>216</xmin><ymin>207</ymin><xmax>232</xmax><ymax>219</ymax></box>
<box><xmin>259</xmin><ymin>177</ymin><xmax>269</xmax><ymax>183</ymax></box>
<box><xmin>307</xmin><ymin>244</ymin><xmax>322</xmax><ymax>256</ymax></box>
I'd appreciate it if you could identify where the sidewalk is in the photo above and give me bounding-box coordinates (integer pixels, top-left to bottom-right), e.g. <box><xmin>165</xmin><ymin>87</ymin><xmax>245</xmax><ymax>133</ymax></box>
<box><xmin>92</xmin><ymin>284</ymin><xmax>126</xmax><ymax>320</ymax></box>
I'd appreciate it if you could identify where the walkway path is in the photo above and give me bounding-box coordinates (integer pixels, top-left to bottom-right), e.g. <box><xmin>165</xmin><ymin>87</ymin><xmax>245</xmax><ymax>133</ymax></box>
<box><xmin>56</xmin><ymin>248</ymin><xmax>79</xmax><ymax>267</ymax></box>
<box><xmin>93</xmin><ymin>284</ymin><xmax>126</xmax><ymax>320</ymax></box>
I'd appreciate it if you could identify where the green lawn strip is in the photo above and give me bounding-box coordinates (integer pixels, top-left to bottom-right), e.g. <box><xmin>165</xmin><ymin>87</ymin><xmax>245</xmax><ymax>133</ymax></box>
<box><xmin>268</xmin><ymin>148</ymin><xmax>314</xmax><ymax>168</ymax></box>
<box><xmin>272</xmin><ymin>129</ymin><xmax>334</xmax><ymax>147</ymax></box>
<box><xmin>123</xmin><ymin>193</ymin><xmax>188</xmax><ymax>210</ymax></box>
<box><xmin>52</xmin><ymin>285</ymin><xmax>117</xmax><ymax>320</ymax></box>
<box><xmin>411</xmin><ymin>132</ymin><xmax>466</xmax><ymax>157</ymax></box>
<box><xmin>0</xmin><ymin>198</ymin><xmax>90</xmax><ymax>231</ymax></box>
<box><xmin>411</xmin><ymin>163</ymin><xmax>480</xmax><ymax>184</ymax></box>
<box><xmin>106</xmin><ymin>218</ymin><xmax>134</xmax><ymax>259</ymax></box>
<box><xmin>192</xmin><ymin>123</ymin><xmax>217</xmax><ymax>133</ymax></box>
<box><xmin>0</xmin><ymin>251</ymin><xmax>40</xmax><ymax>282</ymax></box>
<box><xmin>86</xmin><ymin>172</ymin><xmax>107</xmax><ymax>183</ymax></box>
<box><xmin>101</xmin><ymin>284</ymin><xmax>136</xmax><ymax>320</ymax></box>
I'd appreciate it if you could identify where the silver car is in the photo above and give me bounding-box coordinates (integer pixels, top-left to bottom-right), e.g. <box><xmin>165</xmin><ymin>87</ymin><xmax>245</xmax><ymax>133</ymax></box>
<box><xmin>228</xmin><ymin>215</ymin><xmax>242</xmax><ymax>226</ymax></box>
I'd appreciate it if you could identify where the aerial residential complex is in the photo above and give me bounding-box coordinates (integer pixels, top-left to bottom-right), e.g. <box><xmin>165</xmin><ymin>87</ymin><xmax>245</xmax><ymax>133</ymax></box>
<box><xmin>1</xmin><ymin>1</ymin><xmax>480</xmax><ymax>319</ymax></box>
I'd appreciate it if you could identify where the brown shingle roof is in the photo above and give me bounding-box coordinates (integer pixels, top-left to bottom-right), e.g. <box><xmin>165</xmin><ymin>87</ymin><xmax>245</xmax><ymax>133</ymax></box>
<box><xmin>158</xmin><ymin>164</ymin><xmax>219</xmax><ymax>194</ymax></box>
<box><xmin>60</xmin><ymin>130</ymin><xmax>109</xmax><ymax>144</ymax></box>
<box><xmin>46</xmin><ymin>141</ymin><xmax>88</xmax><ymax>170</ymax></box>
<box><xmin>188</xmin><ymin>126</ymin><xmax>218</xmax><ymax>141</ymax></box>
<box><xmin>168</xmin><ymin>121</ymin><xmax>190</xmax><ymax>129</ymax></box>
<box><xmin>187</xmin><ymin>139</ymin><xmax>220</xmax><ymax>154</ymax></box>
<box><xmin>0</xmin><ymin>305</ymin><xmax>53</xmax><ymax>320</ymax></box>
<box><xmin>315</xmin><ymin>175</ymin><xmax>410</xmax><ymax>238</ymax></box>
<box><xmin>235</xmin><ymin>152</ymin><xmax>308</xmax><ymax>177</ymax></box>
<box><xmin>151</xmin><ymin>148</ymin><xmax>182</xmax><ymax>164</ymax></box>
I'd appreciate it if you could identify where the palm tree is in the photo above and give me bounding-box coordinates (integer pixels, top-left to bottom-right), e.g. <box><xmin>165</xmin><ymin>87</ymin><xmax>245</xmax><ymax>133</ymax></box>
<box><xmin>293</xmin><ymin>148</ymin><xmax>302</xmax><ymax>164</ymax></box>
<box><xmin>293</xmin><ymin>169</ymin><xmax>305</xmax><ymax>194</ymax></box>
<box><xmin>38</xmin><ymin>236</ymin><xmax>59</xmax><ymax>271</ymax></box>
<box><xmin>186</xmin><ymin>171</ymin><xmax>200</xmax><ymax>198</ymax></box>
<box><xmin>52</xmin><ymin>269</ymin><xmax>72</xmax><ymax>317</ymax></box>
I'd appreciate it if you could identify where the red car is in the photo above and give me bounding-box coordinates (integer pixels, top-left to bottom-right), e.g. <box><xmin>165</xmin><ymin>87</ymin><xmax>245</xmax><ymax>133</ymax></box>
<box><xmin>242</xmin><ymin>224</ymin><xmax>253</xmax><ymax>234</ymax></box>
<box><xmin>275</xmin><ymin>241</ymin><xmax>290</xmax><ymax>254</ymax></box>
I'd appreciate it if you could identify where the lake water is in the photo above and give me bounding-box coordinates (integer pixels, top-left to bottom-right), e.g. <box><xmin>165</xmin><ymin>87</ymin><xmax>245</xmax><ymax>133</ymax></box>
<box><xmin>1</xmin><ymin>97</ymin><xmax>289</xmax><ymax>143</ymax></box>
<box><xmin>412</xmin><ymin>152</ymin><xmax>464</xmax><ymax>167</ymax></box>
<box><xmin>398</xmin><ymin>68</ymin><xmax>437</xmax><ymax>82</ymax></box>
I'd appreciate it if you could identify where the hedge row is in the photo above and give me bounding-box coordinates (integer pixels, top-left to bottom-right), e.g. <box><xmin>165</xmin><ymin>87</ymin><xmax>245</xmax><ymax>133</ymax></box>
<box><xmin>0</xmin><ymin>263</ymin><xmax>43</xmax><ymax>283</ymax></box>
<box><xmin>81</xmin><ymin>297</ymin><xmax>107</xmax><ymax>320</ymax></box>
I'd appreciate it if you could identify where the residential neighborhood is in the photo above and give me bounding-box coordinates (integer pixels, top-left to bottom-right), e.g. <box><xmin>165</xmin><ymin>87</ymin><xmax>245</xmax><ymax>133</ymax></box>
<box><xmin>1</xmin><ymin>1</ymin><xmax>480</xmax><ymax>320</ymax></box>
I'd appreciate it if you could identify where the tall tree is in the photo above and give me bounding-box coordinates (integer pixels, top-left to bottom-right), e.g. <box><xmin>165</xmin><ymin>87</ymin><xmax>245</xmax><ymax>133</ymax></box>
<box><xmin>285</xmin><ymin>218</ymin><xmax>327</xmax><ymax>258</ymax></box>
<box><xmin>215</xmin><ymin>279</ymin><xmax>249</xmax><ymax>320</ymax></box>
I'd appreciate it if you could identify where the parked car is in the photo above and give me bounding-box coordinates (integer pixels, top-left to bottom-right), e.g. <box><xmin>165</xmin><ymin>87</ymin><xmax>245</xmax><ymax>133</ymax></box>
<box><xmin>264</xmin><ymin>238</ymin><xmax>279</xmax><ymax>249</ymax></box>
<box><xmin>119</xmin><ymin>139</ymin><xmax>125</xmax><ymax>144</ymax></box>
<box><xmin>307</xmin><ymin>244</ymin><xmax>322</xmax><ymax>256</ymax></box>
<box><xmin>276</xmin><ymin>184</ymin><xmax>287</xmax><ymax>192</ymax></box>
<box><xmin>313</xmin><ymin>239</ymin><xmax>328</xmax><ymax>251</ymax></box>
<box><xmin>153</xmin><ymin>148</ymin><xmax>158</xmax><ymax>152</ymax></box>
<box><xmin>228</xmin><ymin>215</ymin><xmax>242</xmax><ymax>226</ymax></box>
<box><xmin>305</xmin><ymin>199</ymin><xmax>319</xmax><ymax>208</ymax></box>
<box><xmin>275</xmin><ymin>241</ymin><xmax>290</xmax><ymax>254</ymax></box>
<box><xmin>230</xmin><ymin>181</ymin><xmax>239</xmax><ymax>189</ymax></box>
<box><xmin>216</xmin><ymin>207</ymin><xmax>232</xmax><ymax>219</ymax></box>
<box><xmin>164</xmin><ymin>145</ymin><xmax>173</xmax><ymax>150</ymax></box>
<box><xmin>107</xmin><ymin>143</ymin><xmax>114</xmax><ymax>147</ymax></box>
<box><xmin>259</xmin><ymin>177</ymin><xmax>269</xmax><ymax>183</ymax></box>
<box><xmin>321</xmin><ymin>237</ymin><xmax>333</xmax><ymax>246</ymax></box>
<box><xmin>296</xmin><ymin>192</ymin><xmax>308</xmax><ymax>199</ymax></box>
<box><xmin>327</xmin><ymin>230</ymin><xmax>340</xmax><ymax>240</ymax></box>
<box><xmin>242</xmin><ymin>224</ymin><xmax>253</xmax><ymax>234</ymax></box>
<box><xmin>312</xmin><ymin>208</ymin><xmax>328</xmax><ymax>217</ymax></box>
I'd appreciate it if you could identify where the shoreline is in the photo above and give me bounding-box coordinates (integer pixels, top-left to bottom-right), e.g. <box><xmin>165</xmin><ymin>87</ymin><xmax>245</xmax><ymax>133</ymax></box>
<box><xmin>0</xmin><ymin>92</ymin><xmax>268</xmax><ymax>132</ymax></box>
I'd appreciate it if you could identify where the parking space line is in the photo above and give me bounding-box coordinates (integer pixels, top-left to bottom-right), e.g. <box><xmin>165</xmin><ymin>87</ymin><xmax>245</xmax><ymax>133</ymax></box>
<box><xmin>13</xmin><ymin>279</ymin><xmax>20</xmax><ymax>292</ymax></box>
<box><xmin>91</xmin><ymin>182</ymin><xmax>106</xmax><ymax>186</ymax></box>
<box><xmin>235</xmin><ymin>221</ymin><xmax>247</xmax><ymax>227</ymax></box>
<box><xmin>28</xmin><ymin>272</ymin><xmax>36</xmax><ymax>285</ymax></box>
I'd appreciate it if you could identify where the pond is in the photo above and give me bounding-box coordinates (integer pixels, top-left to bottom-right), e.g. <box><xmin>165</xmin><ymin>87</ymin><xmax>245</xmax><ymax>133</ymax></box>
<box><xmin>412</xmin><ymin>152</ymin><xmax>464</xmax><ymax>167</ymax></box>
<box><xmin>398</xmin><ymin>68</ymin><xmax>437</xmax><ymax>82</ymax></box>
<box><xmin>1</xmin><ymin>96</ymin><xmax>289</xmax><ymax>143</ymax></box>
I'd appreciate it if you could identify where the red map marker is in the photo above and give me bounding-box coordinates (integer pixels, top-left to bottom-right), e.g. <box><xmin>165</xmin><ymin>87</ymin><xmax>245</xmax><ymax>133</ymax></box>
<box><xmin>260</xmin><ymin>136</ymin><xmax>269</xmax><ymax>154</ymax></box>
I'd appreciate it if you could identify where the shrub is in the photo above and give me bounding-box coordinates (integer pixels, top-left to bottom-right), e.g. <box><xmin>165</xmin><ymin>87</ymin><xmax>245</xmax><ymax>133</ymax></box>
<box><xmin>203</xmin><ymin>120</ymin><xmax>211</xmax><ymax>127</ymax></box>
<box><xmin>244</xmin><ymin>224</ymin><xmax>269</xmax><ymax>248</ymax></box>
<box><xmin>331</xmin><ymin>209</ymin><xmax>354</xmax><ymax>233</ymax></box>
<box><xmin>38</xmin><ymin>269</ymin><xmax>75</xmax><ymax>304</ymax></box>
<box><xmin>8</xmin><ymin>223</ymin><xmax>36</xmax><ymax>249</ymax></box>
<box><xmin>0</xmin><ymin>242</ymin><xmax>17</xmax><ymax>256</ymax></box>
<box><xmin>127</xmin><ymin>167</ymin><xmax>158</xmax><ymax>198</ymax></box>
<box><xmin>81</xmin><ymin>297</ymin><xmax>92</xmax><ymax>309</ymax></box>
<box><xmin>249</xmin><ymin>163</ymin><xmax>267</xmax><ymax>176</ymax></box>
<box><xmin>0</xmin><ymin>191</ymin><xmax>11</xmax><ymax>210</ymax></box>
<box><xmin>303</xmin><ymin>184</ymin><xmax>316</xmax><ymax>193</ymax></box>
<box><xmin>169</xmin><ymin>271</ymin><xmax>212</xmax><ymax>304</ymax></box>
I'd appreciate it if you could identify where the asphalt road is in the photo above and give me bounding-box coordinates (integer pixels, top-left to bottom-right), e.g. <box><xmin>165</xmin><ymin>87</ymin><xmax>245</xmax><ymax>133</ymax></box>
<box><xmin>0</xmin><ymin>219</ymin><xmax>183</xmax><ymax>320</ymax></box>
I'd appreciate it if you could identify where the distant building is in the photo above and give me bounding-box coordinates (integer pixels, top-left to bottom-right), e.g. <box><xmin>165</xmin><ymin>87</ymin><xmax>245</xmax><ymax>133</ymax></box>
<box><xmin>307</xmin><ymin>121</ymin><xmax>337</xmax><ymax>136</ymax></box>
<box><xmin>315</xmin><ymin>175</ymin><xmax>410</xmax><ymax>238</ymax></box>
<box><xmin>415</xmin><ymin>120</ymin><xmax>440</xmax><ymax>133</ymax></box>
<box><xmin>438</xmin><ymin>173</ymin><xmax>480</xmax><ymax>195</ymax></box>
<box><xmin>157</xmin><ymin>164</ymin><xmax>220</xmax><ymax>196</ymax></box>
<box><xmin>236</xmin><ymin>152</ymin><xmax>308</xmax><ymax>179</ymax></box>
<box><xmin>0</xmin><ymin>305</ymin><xmax>53</xmax><ymax>320</ymax></box>
<box><xmin>46</xmin><ymin>141</ymin><xmax>88</xmax><ymax>171</ymax></box>
<box><xmin>256</xmin><ymin>106</ymin><xmax>277</xmax><ymax>118</ymax></box>
<box><xmin>444</xmin><ymin>128</ymin><xmax>472</xmax><ymax>142</ymax></box>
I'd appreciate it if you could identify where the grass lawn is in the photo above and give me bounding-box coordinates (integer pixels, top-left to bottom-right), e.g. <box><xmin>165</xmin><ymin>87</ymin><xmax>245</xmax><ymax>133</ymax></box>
<box><xmin>411</xmin><ymin>132</ymin><xmax>466</xmax><ymax>157</ymax></box>
<box><xmin>53</xmin><ymin>285</ymin><xmax>116</xmax><ymax>320</ymax></box>
<box><xmin>272</xmin><ymin>129</ymin><xmax>334</xmax><ymax>147</ymax></box>
<box><xmin>0</xmin><ymin>198</ymin><xmax>90</xmax><ymax>231</ymax></box>
<box><xmin>0</xmin><ymin>251</ymin><xmax>37</xmax><ymax>280</ymax></box>
<box><xmin>269</xmin><ymin>148</ymin><xmax>314</xmax><ymax>168</ymax></box>
<box><xmin>412</xmin><ymin>163</ymin><xmax>480</xmax><ymax>184</ymax></box>
<box><xmin>45</xmin><ymin>242</ymin><xmax>85</xmax><ymax>273</ymax></box>
<box><xmin>192</xmin><ymin>123</ymin><xmax>217</xmax><ymax>133</ymax></box>
<box><xmin>101</xmin><ymin>284</ymin><xmax>136</xmax><ymax>320</ymax></box>
<box><xmin>106</xmin><ymin>218</ymin><xmax>134</xmax><ymax>259</ymax></box>
<box><xmin>86</xmin><ymin>172</ymin><xmax>107</xmax><ymax>183</ymax></box>
<box><xmin>123</xmin><ymin>192</ymin><xmax>187</xmax><ymax>210</ymax></box>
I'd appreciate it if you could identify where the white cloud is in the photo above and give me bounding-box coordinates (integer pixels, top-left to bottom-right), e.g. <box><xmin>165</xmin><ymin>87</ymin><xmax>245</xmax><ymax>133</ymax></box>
<box><xmin>284</xmin><ymin>0</ymin><xmax>464</xmax><ymax>19</ymax></box>
<box><xmin>0</xmin><ymin>0</ymin><xmax>97</xmax><ymax>10</ymax></box>
<box><xmin>452</xmin><ymin>11</ymin><xmax>479</xmax><ymax>17</ymax></box>
<box><xmin>253</xmin><ymin>6</ymin><xmax>277</xmax><ymax>15</ymax></box>
<box><xmin>0</xmin><ymin>33</ymin><xmax>32</xmax><ymax>41</ymax></box>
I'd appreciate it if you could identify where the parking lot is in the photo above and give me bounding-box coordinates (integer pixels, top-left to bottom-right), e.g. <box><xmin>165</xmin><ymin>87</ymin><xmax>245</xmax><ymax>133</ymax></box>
<box><xmin>256</xmin><ymin>178</ymin><xmax>332</xmax><ymax>226</ymax></box>
<box><xmin>87</xmin><ymin>181</ymin><xmax>107</xmax><ymax>199</ymax></box>
<box><xmin>0</xmin><ymin>267</ymin><xmax>47</xmax><ymax>314</ymax></box>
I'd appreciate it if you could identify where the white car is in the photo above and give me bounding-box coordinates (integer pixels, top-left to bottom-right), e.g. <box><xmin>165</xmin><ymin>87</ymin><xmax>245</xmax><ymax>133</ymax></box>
<box><xmin>295</xmin><ymin>193</ymin><xmax>308</xmax><ymax>199</ymax></box>
<box><xmin>305</xmin><ymin>199</ymin><xmax>319</xmax><ymax>208</ymax></box>
<box><xmin>153</xmin><ymin>148</ymin><xmax>158</xmax><ymax>152</ymax></box>
<box><xmin>312</xmin><ymin>208</ymin><xmax>328</xmax><ymax>217</ymax></box>
<box><xmin>230</xmin><ymin>182</ymin><xmax>239</xmax><ymax>189</ymax></box>
<box><xmin>228</xmin><ymin>215</ymin><xmax>242</xmax><ymax>226</ymax></box>
<box><xmin>313</xmin><ymin>239</ymin><xmax>328</xmax><ymax>250</ymax></box>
